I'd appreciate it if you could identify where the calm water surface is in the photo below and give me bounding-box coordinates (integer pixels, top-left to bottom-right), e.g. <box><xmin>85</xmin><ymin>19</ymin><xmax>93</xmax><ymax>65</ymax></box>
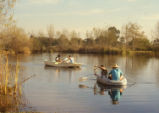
<box><xmin>8</xmin><ymin>53</ymin><xmax>159</xmax><ymax>113</ymax></box>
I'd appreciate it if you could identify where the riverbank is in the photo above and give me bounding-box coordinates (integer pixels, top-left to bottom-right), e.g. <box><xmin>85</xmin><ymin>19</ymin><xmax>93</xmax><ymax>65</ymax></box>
<box><xmin>44</xmin><ymin>47</ymin><xmax>159</xmax><ymax>57</ymax></box>
<box><xmin>1</xmin><ymin>47</ymin><xmax>159</xmax><ymax>57</ymax></box>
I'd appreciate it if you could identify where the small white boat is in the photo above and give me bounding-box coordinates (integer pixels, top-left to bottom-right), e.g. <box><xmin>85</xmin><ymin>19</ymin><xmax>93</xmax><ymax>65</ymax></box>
<box><xmin>44</xmin><ymin>61</ymin><xmax>81</xmax><ymax>68</ymax></box>
<box><xmin>97</xmin><ymin>76</ymin><xmax>127</xmax><ymax>86</ymax></box>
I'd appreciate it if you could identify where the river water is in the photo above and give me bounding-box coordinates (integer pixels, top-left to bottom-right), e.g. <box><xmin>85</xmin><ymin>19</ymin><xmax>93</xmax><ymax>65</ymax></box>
<box><xmin>7</xmin><ymin>53</ymin><xmax>159</xmax><ymax>113</ymax></box>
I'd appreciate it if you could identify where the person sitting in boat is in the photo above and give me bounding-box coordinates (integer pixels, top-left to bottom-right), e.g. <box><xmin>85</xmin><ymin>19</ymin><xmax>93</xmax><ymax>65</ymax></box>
<box><xmin>63</xmin><ymin>57</ymin><xmax>69</xmax><ymax>63</ymax></box>
<box><xmin>108</xmin><ymin>64</ymin><xmax>123</xmax><ymax>80</ymax></box>
<box><xmin>63</xmin><ymin>55</ymin><xmax>74</xmax><ymax>63</ymax></box>
<box><xmin>55</xmin><ymin>54</ymin><xmax>61</xmax><ymax>62</ymax></box>
<box><xmin>69</xmin><ymin>55</ymin><xmax>74</xmax><ymax>63</ymax></box>
<box><xmin>94</xmin><ymin>65</ymin><xmax>108</xmax><ymax>78</ymax></box>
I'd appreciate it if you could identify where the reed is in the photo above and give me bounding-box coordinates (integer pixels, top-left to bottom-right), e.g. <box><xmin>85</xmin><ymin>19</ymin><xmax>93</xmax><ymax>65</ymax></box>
<box><xmin>14</xmin><ymin>58</ymin><xmax>19</xmax><ymax>93</ymax></box>
<box><xmin>0</xmin><ymin>53</ymin><xmax>20</xmax><ymax>95</ymax></box>
<box><xmin>0</xmin><ymin>53</ymin><xmax>37</xmax><ymax>112</ymax></box>
<box><xmin>0</xmin><ymin>53</ymin><xmax>23</xmax><ymax>112</ymax></box>
<box><xmin>4</xmin><ymin>55</ymin><xmax>9</xmax><ymax>95</ymax></box>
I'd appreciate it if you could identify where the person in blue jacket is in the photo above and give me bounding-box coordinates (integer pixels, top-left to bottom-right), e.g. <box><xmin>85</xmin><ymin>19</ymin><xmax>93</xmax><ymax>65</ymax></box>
<box><xmin>108</xmin><ymin>64</ymin><xmax>123</xmax><ymax>80</ymax></box>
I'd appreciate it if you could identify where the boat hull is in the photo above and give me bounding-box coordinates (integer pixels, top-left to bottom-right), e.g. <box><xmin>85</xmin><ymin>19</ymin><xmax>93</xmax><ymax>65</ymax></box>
<box><xmin>44</xmin><ymin>61</ymin><xmax>81</xmax><ymax>68</ymax></box>
<box><xmin>97</xmin><ymin>76</ymin><xmax>127</xmax><ymax>86</ymax></box>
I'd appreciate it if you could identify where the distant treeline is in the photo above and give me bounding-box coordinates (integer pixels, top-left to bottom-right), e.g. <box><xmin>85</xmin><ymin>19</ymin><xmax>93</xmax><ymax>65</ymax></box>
<box><xmin>0</xmin><ymin>23</ymin><xmax>159</xmax><ymax>55</ymax></box>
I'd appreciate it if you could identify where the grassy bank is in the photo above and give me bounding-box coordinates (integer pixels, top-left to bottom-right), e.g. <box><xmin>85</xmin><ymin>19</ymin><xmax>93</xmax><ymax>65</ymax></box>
<box><xmin>51</xmin><ymin>46</ymin><xmax>123</xmax><ymax>55</ymax></box>
<box><xmin>40</xmin><ymin>46</ymin><xmax>159</xmax><ymax>57</ymax></box>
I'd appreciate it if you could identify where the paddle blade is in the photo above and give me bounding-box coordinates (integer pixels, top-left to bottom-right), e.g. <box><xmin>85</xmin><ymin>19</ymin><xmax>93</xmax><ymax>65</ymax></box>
<box><xmin>79</xmin><ymin>77</ymin><xmax>88</xmax><ymax>81</ymax></box>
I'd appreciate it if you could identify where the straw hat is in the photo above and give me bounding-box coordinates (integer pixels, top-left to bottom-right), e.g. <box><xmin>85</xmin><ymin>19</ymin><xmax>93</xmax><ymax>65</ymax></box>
<box><xmin>112</xmin><ymin>64</ymin><xmax>119</xmax><ymax>68</ymax></box>
<box><xmin>100</xmin><ymin>65</ymin><xmax>106</xmax><ymax>70</ymax></box>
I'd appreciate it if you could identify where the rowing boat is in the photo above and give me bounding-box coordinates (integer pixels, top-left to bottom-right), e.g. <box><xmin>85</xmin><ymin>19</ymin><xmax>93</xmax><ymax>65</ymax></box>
<box><xmin>44</xmin><ymin>61</ymin><xmax>81</xmax><ymax>68</ymax></box>
<box><xmin>97</xmin><ymin>76</ymin><xmax>127</xmax><ymax>86</ymax></box>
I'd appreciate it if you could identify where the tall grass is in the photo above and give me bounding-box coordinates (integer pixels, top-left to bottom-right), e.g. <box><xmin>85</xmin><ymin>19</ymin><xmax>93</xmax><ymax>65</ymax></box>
<box><xmin>0</xmin><ymin>53</ymin><xmax>37</xmax><ymax>112</ymax></box>
<box><xmin>0</xmin><ymin>53</ymin><xmax>27</xmax><ymax>112</ymax></box>
<box><xmin>0</xmin><ymin>53</ymin><xmax>20</xmax><ymax>95</ymax></box>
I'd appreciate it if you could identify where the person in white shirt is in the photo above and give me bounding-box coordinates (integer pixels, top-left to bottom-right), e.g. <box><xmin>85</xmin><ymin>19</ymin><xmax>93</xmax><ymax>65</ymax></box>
<box><xmin>64</xmin><ymin>55</ymin><xmax>74</xmax><ymax>63</ymax></box>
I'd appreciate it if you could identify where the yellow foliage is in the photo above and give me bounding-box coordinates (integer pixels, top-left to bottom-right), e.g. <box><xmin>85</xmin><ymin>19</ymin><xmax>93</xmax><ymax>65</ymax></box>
<box><xmin>22</xmin><ymin>47</ymin><xmax>31</xmax><ymax>54</ymax></box>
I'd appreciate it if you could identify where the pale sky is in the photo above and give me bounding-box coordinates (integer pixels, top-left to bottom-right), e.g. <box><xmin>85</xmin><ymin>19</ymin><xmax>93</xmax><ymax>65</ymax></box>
<box><xmin>14</xmin><ymin>0</ymin><xmax>159</xmax><ymax>38</ymax></box>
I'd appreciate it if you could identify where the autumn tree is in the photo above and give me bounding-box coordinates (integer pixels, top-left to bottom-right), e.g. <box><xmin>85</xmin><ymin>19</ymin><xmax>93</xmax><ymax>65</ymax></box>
<box><xmin>0</xmin><ymin>25</ymin><xmax>30</xmax><ymax>54</ymax></box>
<box><xmin>107</xmin><ymin>26</ymin><xmax>120</xmax><ymax>47</ymax></box>
<box><xmin>152</xmin><ymin>22</ymin><xmax>159</xmax><ymax>51</ymax></box>
<box><xmin>47</xmin><ymin>24</ymin><xmax>54</xmax><ymax>39</ymax></box>
<box><xmin>122</xmin><ymin>23</ymin><xmax>150</xmax><ymax>50</ymax></box>
<box><xmin>70</xmin><ymin>31</ymin><xmax>82</xmax><ymax>50</ymax></box>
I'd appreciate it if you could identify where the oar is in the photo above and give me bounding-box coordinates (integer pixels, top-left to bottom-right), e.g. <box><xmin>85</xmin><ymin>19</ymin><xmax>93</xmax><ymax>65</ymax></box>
<box><xmin>78</xmin><ymin>65</ymin><xmax>100</xmax><ymax>81</ymax></box>
<box><xmin>79</xmin><ymin>76</ymin><xmax>89</xmax><ymax>81</ymax></box>
<box><xmin>79</xmin><ymin>73</ymin><xmax>99</xmax><ymax>81</ymax></box>
<box><xmin>78</xmin><ymin>84</ymin><xmax>89</xmax><ymax>88</ymax></box>
<box><xmin>79</xmin><ymin>74</ymin><xmax>95</xmax><ymax>81</ymax></box>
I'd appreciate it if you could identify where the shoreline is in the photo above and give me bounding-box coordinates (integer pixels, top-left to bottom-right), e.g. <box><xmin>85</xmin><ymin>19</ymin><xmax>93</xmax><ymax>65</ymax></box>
<box><xmin>1</xmin><ymin>49</ymin><xmax>159</xmax><ymax>57</ymax></box>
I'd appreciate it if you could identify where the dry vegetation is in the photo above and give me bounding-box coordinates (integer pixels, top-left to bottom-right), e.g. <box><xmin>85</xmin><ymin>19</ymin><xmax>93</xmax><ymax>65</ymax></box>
<box><xmin>0</xmin><ymin>1</ymin><xmax>34</xmax><ymax>110</ymax></box>
<box><xmin>29</xmin><ymin>23</ymin><xmax>159</xmax><ymax>55</ymax></box>
<box><xmin>0</xmin><ymin>0</ymin><xmax>159</xmax><ymax>56</ymax></box>
<box><xmin>0</xmin><ymin>52</ymin><xmax>23</xmax><ymax>112</ymax></box>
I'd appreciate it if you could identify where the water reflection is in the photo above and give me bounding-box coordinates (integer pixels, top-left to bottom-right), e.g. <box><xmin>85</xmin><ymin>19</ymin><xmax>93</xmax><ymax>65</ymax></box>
<box><xmin>0</xmin><ymin>55</ymin><xmax>36</xmax><ymax>112</ymax></box>
<box><xmin>44</xmin><ymin>65</ymin><xmax>81</xmax><ymax>71</ymax></box>
<box><xmin>78</xmin><ymin>84</ymin><xmax>89</xmax><ymax>89</ymax></box>
<box><xmin>44</xmin><ymin>65</ymin><xmax>81</xmax><ymax>83</ymax></box>
<box><xmin>78</xmin><ymin>82</ymin><xmax>126</xmax><ymax>105</ymax></box>
<box><xmin>0</xmin><ymin>94</ymin><xmax>22</xmax><ymax>112</ymax></box>
<box><xmin>5</xmin><ymin>53</ymin><xmax>159</xmax><ymax>113</ymax></box>
<box><xmin>0</xmin><ymin>91</ymin><xmax>35</xmax><ymax>112</ymax></box>
<box><xmin>94</xmin><ymin>83</ymin><xmax>126</xmax><ymax>105</ymax></box>
<box><xmin>108</xmin><ymin>87</ymin><xmax>123</xmax><ymax>105</ymax></box>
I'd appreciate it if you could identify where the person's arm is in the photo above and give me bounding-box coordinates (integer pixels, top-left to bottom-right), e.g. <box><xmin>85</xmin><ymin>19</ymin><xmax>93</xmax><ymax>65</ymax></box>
<box><xmin>120</xmin><ymin>69</ymin><xmax>123</xmax><ymax>76</ymax></box>
<box><xmin>109</xmin><ymin>70</ymin><xmax>112</xmax><ymax>76</ymax></box>
<box><xmin>120</xmin><ymin>69</ymin><xmax>124</xmax><ymax>80</ymax></box>
<box><xmin>120</xmin><ymin>76</ymin><xmax>123</xmax><ymax>80</ymax></box>
<box><xmin>108</xmin><ymin>70</ymin><xmax>112</xmax><ymax>79</ymax></box>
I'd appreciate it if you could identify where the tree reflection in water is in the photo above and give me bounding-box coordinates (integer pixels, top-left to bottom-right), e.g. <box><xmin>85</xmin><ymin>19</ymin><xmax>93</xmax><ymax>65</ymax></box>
<box><xmin>0</xmin><ymin>90</ymin><xmax>37</xmax><ymax>112</ymax></box>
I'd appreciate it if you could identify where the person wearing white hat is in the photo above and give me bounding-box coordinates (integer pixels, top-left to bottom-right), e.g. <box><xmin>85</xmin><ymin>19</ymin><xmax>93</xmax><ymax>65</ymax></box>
<box><xmin>108</xmin><ymin>64</ymin><xmax>123</xmax><ymax>80</ymax></box>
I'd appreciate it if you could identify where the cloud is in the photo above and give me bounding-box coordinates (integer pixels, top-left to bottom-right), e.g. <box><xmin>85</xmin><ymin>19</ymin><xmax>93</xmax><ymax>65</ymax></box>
<box><xmin>78</xmin><ymin>9</ymin><xmax>104</xmax><ymax>15</ymax></box>
<box><xmin>141</xmin><ymin>14</ymin><xmax>159</xmax><ymax>20</ymax></box>
<box><xmin>125</xmin><ymin>0</ymin><xmax>137</xmax><ymax>2</ymax></box>
<box><xmin>54</xmin><ymin>8</ymin><xmax>122</xmax><ymax>16</ymax></box>
<box><xmin>29</xmin><ymin>0</ymin><xmax>60</xmax><ymax>4</ymax></box>
<box><xmin>128</xmin><ymin>0</ymin><xmax>136</xmax><ymax>2</ymax></box>
<box><xmin>55</xmin><ymin>9</ymin><xmax>104</xmax><ymax>16</ymax></box>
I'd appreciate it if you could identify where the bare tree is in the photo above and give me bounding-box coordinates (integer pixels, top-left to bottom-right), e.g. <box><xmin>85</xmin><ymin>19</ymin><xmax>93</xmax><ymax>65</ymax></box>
<box><xmin>47</xmin><ymin>24</ymin><xmax>54</xmax><ymax>38</ymax></box>
<box><xmin>122</xmin><ymin>22</ymin><xmax>147</xmax><ymax>50</ymax></box>
<box><xmin>0</xmin><ymin>0</ymin><xmax>16</xmax><ymax>28</ymax></box>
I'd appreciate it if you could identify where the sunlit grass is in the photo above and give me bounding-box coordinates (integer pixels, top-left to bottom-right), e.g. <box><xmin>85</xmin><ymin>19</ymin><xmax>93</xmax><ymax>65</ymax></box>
<box><xmin>0</xmin><ymin>53</ymin><xmax>20</xmax><ymax>95</ymax></box>
<box><xmin>0</xmin><ymin>53</ymin><xmax>24</xmax><ymax>112</ymax></box>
